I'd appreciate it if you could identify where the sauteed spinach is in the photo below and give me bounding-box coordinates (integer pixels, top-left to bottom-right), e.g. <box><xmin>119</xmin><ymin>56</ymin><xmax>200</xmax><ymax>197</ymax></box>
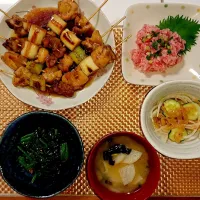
<box><xmin>17</xmin><ymin>127</ymin><xmax>69</xmax><ymax>183</ymax></box>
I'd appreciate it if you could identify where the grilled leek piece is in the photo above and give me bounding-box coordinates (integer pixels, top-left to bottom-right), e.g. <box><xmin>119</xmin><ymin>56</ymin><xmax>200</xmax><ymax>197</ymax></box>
<box><xmin>26</xmin><ymin>61</ymin><xmax>43</xmax><ymax>75</ymax></box>
<box><xmin>79</xmin><ymin>56</ymin><xmax>99</xmax><ymax>76</ymax></box>
<box><xmin>60</xmin><ymin>28</ymin><xmax>81</xmax><ymax>51</ymax></box>
<box><xmin>48</xmin><ymin>14</ymin><xmax>67</xmax><ymax>35</ymax></box>
<box><xmin>21</xmin><ymin>41</ymin><xmax>39</xmax><ymax>60</ymax></box>
<box><xmin>69</xmin><ymin>46</ymin><xmax>86</xmax><ymax>64</ymax></box>
<box><xmin>28</xmin><ymin>25</ymin><xmax>47</xmax><ymax>45</ymax></box>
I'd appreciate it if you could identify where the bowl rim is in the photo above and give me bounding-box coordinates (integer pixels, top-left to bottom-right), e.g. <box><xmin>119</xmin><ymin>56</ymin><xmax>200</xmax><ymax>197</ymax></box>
<box><xmin>86</xmin><ymin>131</ymin><xmax>160</xmax><ymax>200</ymax></box>
<box><xmin>0</xmin><ymin>111</ymin><xmax>84</xmax><ymax>198</ymax></box>
<box><xmin>140</xmin><ymin>80</ymin><xmax>200</xmax><ymax>159</ymax></box>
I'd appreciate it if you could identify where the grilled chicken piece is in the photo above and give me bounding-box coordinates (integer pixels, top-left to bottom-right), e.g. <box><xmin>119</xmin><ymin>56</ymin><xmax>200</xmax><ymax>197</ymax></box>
<box><xmin>72</xmin><ymin>14</ymin><xmax>93</xmax><ymax>36</ymax></box>
<box><xmin>62</xmin><ymin>66</ymin><xmax>88</xmax><ymax>90</ymax></box>
<box><xmin>1</xmin><ymin>51</ymin><xmax>27</xmax><ymax>70</ymax></box>
<box><xmin>91</xmin><ymin>45</ymin><xmax>116</xmax><ymax>68</ymax></box>
<box><xmin>6</xmin><ymin>15</ymin><xmax>29</xmax><ymax>37</ymax></box>
<box><xmin>42</xmin><ymin>35</ymin><xmax>66</xmax><ymax>58</ymax></box>
<box><xmin>46</xmin><ymin>54</ymin><xmax>58</xmax><ymax>68</ymax></box>
<box><xmin>52</xmin><ymin>81</ymin><xmax>75</xmax><ymax>97</ymax></box>
<box><xmin>3</xmin><ymin>37</ymin><xmax>26</xmax><ymax>53</ymax></box>
<box><xmin>36</xmin><ymin>48</ymin><xmax>49</xmax><ymax>64</ymax></box>
<box><xmin>13</xmin><ymin>66</ymin><xmax>32</xmax><ymax>87</ymax></box>
<box><xmin>58</xmin><ymin>54</ymin><xmax>73</xmax><ymax>72</ymax></box>
<box><xmin>82</xmin><ymin>30</ymin><xmax>103</xmax><ymax>53</ymax></box>
<box><xmin>30</xmin><ymin>74</ymin><xmax>46</xmax><ymax>91</ymax></box>
<box><xmin>58</xmin><ymin>0</ymin><xmax>79</xmax><ymax>21</ymax></box>
<box><xmin>42</xmin><ymin>66</ymin><xmax>62</xmax><ymax>83</ymax></box>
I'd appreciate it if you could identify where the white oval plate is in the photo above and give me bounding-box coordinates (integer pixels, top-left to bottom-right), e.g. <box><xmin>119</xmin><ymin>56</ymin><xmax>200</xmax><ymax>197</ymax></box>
<box><xmin>122</xmin><ymin>3</ymin><xmax>200</xmax><ymax>86</ymax></box>
<box><xmin>0</xmin><ymin>0</ymin><xmax>114</xmax><ymax>110</ymax></box>
<box><xmin>141</xmin><ymin>80</ymin><xmax>200</xmax><ymax>159</ymax></box>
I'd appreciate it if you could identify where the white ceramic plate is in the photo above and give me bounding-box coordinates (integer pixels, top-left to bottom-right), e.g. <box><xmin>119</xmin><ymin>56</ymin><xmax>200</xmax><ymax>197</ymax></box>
<box><xmin>140</xmin><ymin>80</ymin><xmax>200</xmax><ymax>159</ymax></box>
<box><xmin>0</xmin><ymin>0</ymin><xmax>114</xmax><ymax>110</ymax></box>
<box><xmin>122</xmin><ymin>3</ymin><xmax>200</xmax><ymax>86</ymax></box>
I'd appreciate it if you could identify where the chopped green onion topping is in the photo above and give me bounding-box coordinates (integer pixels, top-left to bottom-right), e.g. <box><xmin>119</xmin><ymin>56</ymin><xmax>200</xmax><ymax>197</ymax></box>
<box><xmin>152</xmin><ymin>41</ymin><xmax>158</xmax><ymax>50</ymax></box>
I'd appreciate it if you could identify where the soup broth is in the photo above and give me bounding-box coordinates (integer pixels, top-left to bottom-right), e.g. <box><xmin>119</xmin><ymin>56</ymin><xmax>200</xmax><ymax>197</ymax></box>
<box><xmin>95</xmin><ymin>136</ymin><xmax>149</xmax><ymax>193</ymax></box>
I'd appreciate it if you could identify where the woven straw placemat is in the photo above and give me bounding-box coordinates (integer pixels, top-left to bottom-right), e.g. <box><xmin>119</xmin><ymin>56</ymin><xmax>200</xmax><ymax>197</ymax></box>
<box><xmin>0</xmin><ymin>28</ymin><xmax>200</xmax><ymax>197</ymax></box>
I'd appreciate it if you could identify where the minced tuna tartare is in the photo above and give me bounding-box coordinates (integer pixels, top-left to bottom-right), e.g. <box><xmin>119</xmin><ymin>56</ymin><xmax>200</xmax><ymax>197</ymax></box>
<box><xmin>131</xmin><ymin>24</ymin><xmax>186</xmax><ymax>73</ymax></box>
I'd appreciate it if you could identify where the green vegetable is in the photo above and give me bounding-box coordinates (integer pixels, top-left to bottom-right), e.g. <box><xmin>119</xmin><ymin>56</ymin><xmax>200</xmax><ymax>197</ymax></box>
<box><xmin>152</xmin><ymin>41</ymin><xmax>158</xmax><ymax>50</ymax></box>
<box><xmin>152</xmin><ymin>31</ymin><xmax>159</xmax><ymax>37</ymax></box>
<box><xmin>163</xmin><ymin>99</ymin><xmax>181</xmax><ymax>116</ymax></box>
<box><xmin>69</xmin><ymin>46</ymin><xmax>87</xmax><ymax>64</ymax></box>
<box><xmin>167</xmin><ymin>49</ymin><xmax>172</xmax><ymax>54</ymax></box>
<box><xmin>26</xmin><ymin>61</ymin><xmax>43</xmax><ymax>75</ymax></box>
<box><xmin>17</xmin><ymin>127</ymin><xmax>69</xmax><ymax>184</ymax></box>
<box><xmin>158</xmin><ymin>15</ymin><xmax>200</xmax><ymax>54</ymax></box>
<box><xmin>60</xmin><ymin>143</ymin><xmax>69</xmax><ymax>161</ymax></box>
<box><xmin>146</xmin><ymin>54</ymin><xmax>151</xmax><ymax>60</ymax></box>
<box><xmin>168</xmin><ymin>128</ymin><xmax>187</xmax><ymax>143</ymax></box>
<box><xmin>183</xmin><ymin>103</ymin><xmax>200</xmax><ymax>120</ymax></box>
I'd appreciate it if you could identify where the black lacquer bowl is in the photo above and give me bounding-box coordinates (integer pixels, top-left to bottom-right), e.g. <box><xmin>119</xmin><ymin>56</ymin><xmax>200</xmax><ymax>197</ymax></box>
<box><xmin>0</xmin><ymin>111</ymin><xmax>84</xmax><ymax>198</ymax></box>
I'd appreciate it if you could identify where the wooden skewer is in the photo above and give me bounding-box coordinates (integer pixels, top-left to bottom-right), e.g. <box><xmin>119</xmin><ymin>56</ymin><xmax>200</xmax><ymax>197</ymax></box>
<box><xmin>87</xmin><ymin>0</ymin><xmax>108</xmax><ymax>21</ymax></box>
<box><xmin>0</xmin><ymin>69</ymin><xmax>51</xmax><ymax>87</ymax></box>
<box><xmin>0</xmin><ymin>35</ymin><xmax>7</xmax><ymax>40</ymax></box>
<box><xmin>0</xmin><ymin>9</ymin><xmax>11</xmax><ymax>19</ymax></box>
<box><xmin>102</xmin><ymin>16</ymin><xmax>126</xmax><ymax>38</ymax></box>
<box><xmin>0</xmin><ymin>69</ymin><xmax>13</xmax><ymax>76</ymax></box>
<box><xmin>113</xmin><ymin>34</ymin><xmax>132</xmax><ymax>50</ymax></box>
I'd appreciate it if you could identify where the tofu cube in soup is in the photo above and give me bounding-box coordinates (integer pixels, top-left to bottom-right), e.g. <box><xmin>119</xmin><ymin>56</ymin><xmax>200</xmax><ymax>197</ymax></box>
<box><xmin>60</xmin><ymin>29</ymin><xmax>81</xmax><ymax>51</ymax></box>
<box><xmin>48</xmin><ymin>14</ymin><xmax>67</xmax><ymax>35</ymax></box>
<box><xmin>21</xmin><ymin>41</ymin><xmax>39</xmax><ymax>60</ymax></box>
<box><xmin>79</xmin><ymin>56</ymin><xmax>99</xmax><ymax>76</ymax></box>
<box><xmin>28</xmin><ymin>25</ymin><xmax>47</xmax><ymax>45</ymax></box>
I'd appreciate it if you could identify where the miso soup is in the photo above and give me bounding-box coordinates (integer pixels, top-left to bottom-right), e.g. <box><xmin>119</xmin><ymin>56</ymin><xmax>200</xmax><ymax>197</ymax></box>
<box><xmin>95</xmin><ymin>136</ymin><xmax>149</xmax><ymax>193</ymax></box>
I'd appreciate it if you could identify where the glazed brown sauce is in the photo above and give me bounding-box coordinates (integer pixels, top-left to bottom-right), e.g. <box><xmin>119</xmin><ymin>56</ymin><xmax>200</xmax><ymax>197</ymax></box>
<box><xmin>30</xmin><ymin>28</ymin><xmax>40</xmax><ymax>43</ymax></box>
<box><xmin>63</xmin><ymin>32</ymin><xmax>74</xmax><ymax>45</ymax></box>
<box><xmin>51</xmin><ymin>18</ymin><xmax>63</xmax><ymax>30</ymax></box>
<box><xmin>24</xmin><ymin>8</ymin><xmax>59</xmax><ymax>28</ymax></box>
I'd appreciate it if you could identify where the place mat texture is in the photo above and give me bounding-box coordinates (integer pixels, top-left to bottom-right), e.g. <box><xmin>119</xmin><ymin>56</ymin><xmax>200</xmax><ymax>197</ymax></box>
<box><xmin>0</xmin><ymin>28</ymin><xmax>200</xmax><ymax>197</ymax></box>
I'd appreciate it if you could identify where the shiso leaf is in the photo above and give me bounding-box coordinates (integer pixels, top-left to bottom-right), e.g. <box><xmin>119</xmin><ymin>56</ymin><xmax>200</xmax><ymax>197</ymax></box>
<box><xmin>157</xmin><ymin>15</ymin><xmax>200</xmax><ymax>54</ymax></box>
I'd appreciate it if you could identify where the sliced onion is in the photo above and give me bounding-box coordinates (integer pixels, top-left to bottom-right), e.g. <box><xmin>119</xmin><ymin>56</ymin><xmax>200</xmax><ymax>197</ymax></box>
<box><xmin>123</xmin><ymin>150</ymin><xmax>142</xmax><ymax>164</ymax></box>
<box><xmin>119</xmin><ymin>164</ymin><xmax>135</xmax><ymax>186</ymax></box>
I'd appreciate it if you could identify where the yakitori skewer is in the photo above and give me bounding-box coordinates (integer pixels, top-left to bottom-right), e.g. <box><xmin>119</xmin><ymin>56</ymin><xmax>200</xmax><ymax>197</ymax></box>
<box><xmin>102</xmin><ymin>16</ymin><xmax>126</xmax><ymax>38</ymax></box>
<box><xmin>113</xmin><ymin>34</ymin><xmax>132</xmax><ymax>50</ymax></box>
<box><xmin>0</xmin><ymin>69</ymin><xmax>52</xmax><ymax>88</ymax></box>
<box><xmin>0</xmin><ymin>9</ymin><xmax>11</xmax><ymax>19</ymax></box>
<box><xmin>87</xmin><ymin>0</ymin><xmax>108</xmax><ymax>21</ymax></box>
<box><xmin>0</xmin><ymin>69</ymin><xmax>13</xmax><ymax>76</ymax></box>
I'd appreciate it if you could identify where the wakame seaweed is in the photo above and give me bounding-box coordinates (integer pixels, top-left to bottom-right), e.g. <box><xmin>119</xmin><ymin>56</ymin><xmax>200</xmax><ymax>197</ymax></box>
<box><xmin>17</xmin><ymin>127</ymin><xmax>69</xmax><ymax>183</ymax></box>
